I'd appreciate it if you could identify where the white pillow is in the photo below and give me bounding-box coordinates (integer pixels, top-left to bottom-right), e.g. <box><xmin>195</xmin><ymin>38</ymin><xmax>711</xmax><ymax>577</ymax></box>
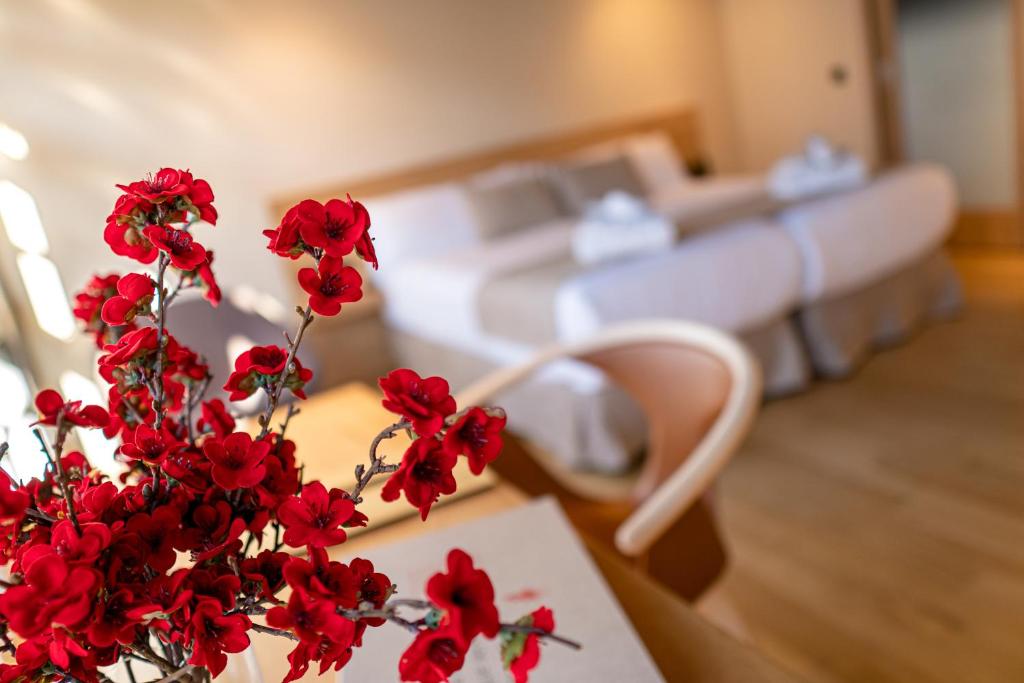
<box><xmin>364</xmin><ymin>182</ymin><xmax>480</xmax><ymax>279</ymax></box>
<box><xmin>622</xmin><ymin>132</ymin><xmax>689</xmax><ymax>194</ymax></box>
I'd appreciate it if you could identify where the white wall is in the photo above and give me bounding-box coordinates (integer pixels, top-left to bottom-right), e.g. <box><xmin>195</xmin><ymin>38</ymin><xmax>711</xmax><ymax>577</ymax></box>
<box><xmin>716</xmin><ymin>0</ymin><xmax>879</xmax><ymax>171</ymax></box>
<box><xmin>898</xmin><ymin>0</ymin><xmax>1017</xmax><ymax>207</ymax></box>
<box><xmin>0</xmin><ymin>0</ymin><xmax>736</xmax><ymax>384</ymax></box>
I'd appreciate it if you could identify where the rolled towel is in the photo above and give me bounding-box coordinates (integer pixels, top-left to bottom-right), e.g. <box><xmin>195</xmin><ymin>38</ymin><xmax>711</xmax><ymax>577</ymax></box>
<box><xmin>572</xmin><ymin>191</ymin><xmax>675</xmax><ymax>265</ymax></box>
<box><xmin>769</xmin><ymin>135</ymin><xmax>867</xmax><ymax>200</ymax></box>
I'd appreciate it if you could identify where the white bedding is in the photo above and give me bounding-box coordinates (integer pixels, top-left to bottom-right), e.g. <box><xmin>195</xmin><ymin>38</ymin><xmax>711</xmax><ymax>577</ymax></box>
<box><xmin>778</xmin><ymin>163</ymin><xmax>956</xmax><ymax>302</ymax></box>
<box><xmin>379</xmin><ymin>216</ymin><xmax>802</xmax><ymax>361</ymax></box>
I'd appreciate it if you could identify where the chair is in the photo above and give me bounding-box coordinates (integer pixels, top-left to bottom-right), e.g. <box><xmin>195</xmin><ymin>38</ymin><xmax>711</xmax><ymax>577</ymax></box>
<box><xmin>455</xmin><ymin>319</ymin><xmax>762</xmax><ymax>601</ymax></box>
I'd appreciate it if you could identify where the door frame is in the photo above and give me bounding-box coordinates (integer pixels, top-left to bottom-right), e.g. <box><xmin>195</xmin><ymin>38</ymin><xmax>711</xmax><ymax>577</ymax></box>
<box><xmin>864</xmin><ymin>0</ymin><xmax>1024</xmax><ymax>247</ymax></box>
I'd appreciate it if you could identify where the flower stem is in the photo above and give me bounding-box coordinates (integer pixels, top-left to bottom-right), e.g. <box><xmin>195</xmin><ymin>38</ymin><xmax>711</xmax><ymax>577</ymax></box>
<box><xmin>257</xmin><ymin>306</ymin><xmax>313</xmax><ymax>440</ymax></box>
<box><xmin>346</xmin><ymin>421</ymin><xmax>408</xmax><ymax>503</ymax></box>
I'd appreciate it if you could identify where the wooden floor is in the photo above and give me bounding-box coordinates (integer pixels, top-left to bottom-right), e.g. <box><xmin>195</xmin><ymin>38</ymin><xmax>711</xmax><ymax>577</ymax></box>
<box><xmin>714</xmin><ymin>250</ymin><xmax>1024</xmax><ymax>683</ymax></box>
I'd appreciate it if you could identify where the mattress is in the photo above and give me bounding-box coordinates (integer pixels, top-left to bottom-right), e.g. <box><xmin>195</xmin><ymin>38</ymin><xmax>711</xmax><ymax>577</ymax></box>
<box><xmin>378</xmin><ymin>218</ymin><xmax>802</xmax><ymax>355</ymax></box>
<box><xmin>778</xmin><ymin>163</ymin><xmax>957</xmax><ymax>302</ymax></box>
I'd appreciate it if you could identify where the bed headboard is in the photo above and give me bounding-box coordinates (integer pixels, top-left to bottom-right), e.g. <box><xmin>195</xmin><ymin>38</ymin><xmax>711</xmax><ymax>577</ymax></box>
<box><xmin>269</xmin><ymin>107</ymin><xmax>701</xmax><ymax>217</ymax></box>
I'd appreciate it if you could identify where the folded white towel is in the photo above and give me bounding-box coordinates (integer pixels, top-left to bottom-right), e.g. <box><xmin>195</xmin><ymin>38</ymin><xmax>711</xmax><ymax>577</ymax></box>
<box><xmin>769</xmin><ymin>135</ymin><xmax>867</xmax><ymax>200</ymax></box>
<box><xmin>572</xmin><ymin>191</ymin><xmax>675</xmax><ymax>265</ymax></box>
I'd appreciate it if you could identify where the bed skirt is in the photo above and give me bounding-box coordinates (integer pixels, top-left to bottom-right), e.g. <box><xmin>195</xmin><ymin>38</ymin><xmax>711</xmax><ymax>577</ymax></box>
<box><xmin>389</xmin><ymin>316</ymin><xmax>808</xmax><ymax>473</ymax></box>
<box><xmin>796</xmin><ymin>248</ymin><xmax>962</xmax><ymax>377</ymax></box>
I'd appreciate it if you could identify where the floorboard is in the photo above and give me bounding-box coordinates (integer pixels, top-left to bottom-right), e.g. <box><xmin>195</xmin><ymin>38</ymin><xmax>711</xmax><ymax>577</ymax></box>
<box><xmin>715</xmin><ymin>249</ymin><xmax>1024</xmax><ymax>683</ymax></box>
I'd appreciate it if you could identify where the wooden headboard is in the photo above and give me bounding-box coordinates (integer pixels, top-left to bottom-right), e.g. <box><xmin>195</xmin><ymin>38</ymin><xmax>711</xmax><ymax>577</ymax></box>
<box><xmin>269</xmin><ymin>107</ymin><xmax>700</xmax><ymax>217</ymax></box>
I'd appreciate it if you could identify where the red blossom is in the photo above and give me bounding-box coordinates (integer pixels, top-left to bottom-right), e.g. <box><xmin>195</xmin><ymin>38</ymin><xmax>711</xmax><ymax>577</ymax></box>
<box><xmin>193</xmin><ymin>251</ymin><xmax>222</xmax><ymax>305</ymax></box>
<box><xmin>196</xmin><ymin>398</ymin><xmax>235</xmax><ymax>438</ymax></box>
<box><xmin>202</xmin><ymin>432</ymin><xmax>270</xmax><ymax>490</ymax></box>
<box><xmin>117</xmin><ymin>168</ymin><xmax>191</xmax><ymax>203</ymax></box>
<box><xmin>266</xmin><ymin>589</ymin><xmax>356</xmax><ymax>646</ymax></box>
<box><xmin>381</xmin><ymin>437</ymin><xmax>458</xmax><ymax>521</ymax></box>
<box><xmin>282</xmin><ymin>547</ymin><xmax>359</xmax><ymax>608</ymax></box>
<box><xmin>99</xmin><ymin>272</ymin><xmax>155</xmax><ymax>325</ymax></box>
<box><xmin>0</xmin><ymin>469</ymin><xmax>28</xmax><ymax>523</ymax></box>
<box><xmin>143</xmin><ymin>225</ymin><xmax>208</xmax><ymax>270</ymax></box>
<box><xmin>0</xmin><ymin>555</ymin><xmax>101</xmax><ymax>638</ymax></box>
<box><xmin>297</xmin><ymin>255</ymin><xmax>363</xmax><ymax>316</ymax></box>
<box><xmin>278</xmin><ymin>481</ymin><xmax>358</xmax><ymax>548</ymax></box>
<box><xmin>223</xmin><ymin>344</ymin><xmax>313</xmax><ymax>401</ymax></box>
<box><xmin>104</xmin><ymin>216</ymin><xmax>158</xmax><ymax>265</ymax></box>
<box><xmin>119</xmin><ymin>423</ymin><xmax>185</xmax><ymax>465</ymax></box>
<box><xmin>426</xmin><ymin>549</ymin><xmax>499</xmax><ymax>639</ymax></box>
<box><xmin>442</xmin><ymin>407</ymin><xmax>506</xmax><ymax>475</ymax></box>
<box><xmin>33</xmin><ymin>389</ymin><xmax>109</xmax><ymax>429</ymax></box>
<box><xmin>185</xmin><ymin>599</ymin><xmax>251</xmax><ymax>677</ymax></box>
<box><xmin>398</xmin><ymin>624</ymin><xmax>468</xmax><ymax>683</ymax></box>
<box><xmin>73</xmin><ymin>273</ymin><xmax>125</xmax><ymax>347</ymax></box>
<box><xmin>507</xmin><ymin>607</ymin><xmax>556</xmax><ymax>683</ymax></box>
<box><xmin>98</xmin><ymin>326</ymin><xmax>159</xmax><ymax>368</ymax></box>
<box><xmin>263</xmin><ymin>199</ymin><xmax>319</xmax><ymax>258</ymax></box>
<box><xmin>297</xmin><ymin>196</ymin><xmax>369</xmax><ymax>258</ymax></box>
<box><xmin>379</xmin><ymin>369</ymin><xmax>457</xmax><ymax>437</ymax></box>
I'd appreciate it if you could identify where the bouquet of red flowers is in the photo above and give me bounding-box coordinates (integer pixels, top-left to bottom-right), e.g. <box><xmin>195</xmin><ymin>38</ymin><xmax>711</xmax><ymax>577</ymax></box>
<box><xmin>0</xmin><ymin>169</ymin><xmax>577</xmax><ymax>682</ymax></box>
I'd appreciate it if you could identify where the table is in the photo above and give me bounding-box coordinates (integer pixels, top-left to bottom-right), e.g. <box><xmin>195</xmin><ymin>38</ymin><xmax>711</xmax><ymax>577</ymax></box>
<box><xmin>239</xmin><ymin>383</ymin><xmax>802</xmax><ymax>683</ymax></box>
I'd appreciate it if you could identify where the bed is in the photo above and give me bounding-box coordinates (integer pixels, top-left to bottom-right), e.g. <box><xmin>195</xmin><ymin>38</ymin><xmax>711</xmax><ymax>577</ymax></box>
<box><xmin>271</xmin><ymin>108</ymin><xmax>961</xmax><ymax>473</ymax></box>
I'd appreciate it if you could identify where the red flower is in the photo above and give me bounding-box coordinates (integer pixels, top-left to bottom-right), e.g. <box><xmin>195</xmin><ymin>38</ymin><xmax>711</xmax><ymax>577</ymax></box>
<box><xmin>117</xmin><ymin>168</ymin><xmax>191</xmax><ymax>203</ymax></box>
<box><xmin>381</xmin><ymin>437</ymin><xmax>458</xmax><ymax>521</ymax></box>
<box><xmin>193</xmin><ymin>251</ymin><xmax>221</xmax><ymax>305</ymax></box>
<box><xmin>282</xmin><ymin>547</ymin><xmax>359</xmax><ymax>608</ymax></box>
<box><xmin>442</xmin><ymin>408</ymin><xmax>505</xmax><ymax>475</ymax></box>
<box><xmin>426</xmin><ymin>549</ymin><xmax>499</xmax><ymax>639</ymax></box>
<box><xmin>105</xmin><ymin>220</ymin><xmax>157</xmax><ymax>264</ymax></box>
<box><xmin>202</xmin><ymin>432</ymin><xmax>270</xmax><ymax>490</ymax></box>
<box><xmin>20</xmin><ymin>520</ymin><xmax>111</xmax><ymax>567</ymax></box>
<box><xmin>506</xmin><ymin>607</ymin><xmax>555</xmax><ymax>683</ymax></box>
<box><xmin>355</xmin><ymin>216</ymin><xmax>378</xmax><ymax>270</ymax></box>
<box><xmin>73</xmin><ymin>273</ymin><xmax>124</xmax><ymax>346</ymax></box>
<box><xmin>143</xmin><ymin>225</ymin><xmax>208</xmax><ymax>270</ymax></box>
<box><xmin>278</xmin><ymin>481</ymin><xmax>358</xmax><ymax>548</ymax></box>
<box><xmin>0</xmin><ymin>555</ymin><xmax>101</xmax><ymax>637</ymax></box>
<box><xmin>223</xmin><ymin>345</ymin><xmax>313</xmax><ymax>401</ymax></box>
<box><xmin>264</xmin><ymin>199</ymin><xmax>319</xmax><ymax>258</ymax></box>
<box><xmin>297</xmin><ymin>197</ymin><xmax>369</xmax><ymax>258</ymax></box>
<box><xmin>398</xmin><ymin>625</ymin><xmax>468</xmax><ymax>683</ymax></box>
<box><xmin>197</xmin><ymin>398</ymin><xmax>235</xmax><ymax>438</ymax></box>
<box><xmin>266</xmin><ymin>589</ymin><xmax>355</xmax><ymax>646</ymax></box>
<box><xmin>33</xmin><ymin>389</ymin><xmax>109</xmax><ymax>429</ymax></box>
<box><xmin>241</xmin><ymin>550</ymin><xmax>290</xmax><ymax>600</ymax></box>
<box><xmin>185</xmin><ymin>599</ymin><xmax>252</xmax><ymax>677</ymax></box>
<box><xmin>99</xmin><ymin>272</ymin><xmax>154</xmax><ymax>325</ymax></box>
<box><xmin>0</xmin><ymin>469</ymin><xmax>28</xmax><ymax>523</ymax></box>
<box><xmin>98</xmin><ymin>325</ymin><xmax>159</xmax><ymax>368</ymax></box>
<box><xmin>297</xmin><ymin>256</ymin><xmax>363</xmax><ymax>316</ymax></box>
<box><xmin>119</xmin><ymin>423</ymin><xmax>185</xmax><ymax>465</ymax></box>
<box><xmin>379</xmin><ymin>369</ymin><xmax>457</xmax><ymax>437</ymax></box>
<box><xmin>85</xmin><ymin>589</ymin><xmax>161</xmax><ymax>648</ymax></box>
<box><xmin>180</xmin><ymin>169</ymin><xmax>218</xmax><ymax>224</ymax></box>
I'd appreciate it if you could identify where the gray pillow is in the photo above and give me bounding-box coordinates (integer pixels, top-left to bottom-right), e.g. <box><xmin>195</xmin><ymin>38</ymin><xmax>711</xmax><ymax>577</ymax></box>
<box><xmin>467</xmin><ymin>175</ymin><xmax>567</xmax><ymax>240</ymax></box>
<box><xmin>554</xmin><ymin>154</ymin><xmax>647</xmax><ymax>212</ymax></box>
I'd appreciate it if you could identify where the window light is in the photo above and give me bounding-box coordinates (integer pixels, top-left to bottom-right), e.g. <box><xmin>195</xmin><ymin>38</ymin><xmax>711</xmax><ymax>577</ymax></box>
<box><xmin>16</xmin><ymin>253</ymin><xmax>75</xmax><ymax>340</ymax></box>
<box><xmin>0</xmin><ymin>123</ymin><xmax>29</xmax><ymax>161</ymax></box>
<box><xmin>0</xmin><ymin>360</ymin><xmax>30</xmax><ymax>426</ymax></box>
<box><xmin>0</xmin><ymin>181</ymin><xmax>48</xmax><ymax>254</ymax></box>
<box><xmin>0</xmin><ymin>415</ymin><xmax>46</xmax><ymax>483</ymax></box>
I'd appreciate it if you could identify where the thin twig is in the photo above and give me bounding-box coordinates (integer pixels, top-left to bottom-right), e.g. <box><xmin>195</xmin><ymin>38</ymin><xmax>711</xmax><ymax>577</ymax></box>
<box><xmin>250</xmin><ymin>623</ymin><xmax>299</xmax><ymax>641</ymax></box>
<box><xmin>33</xmin><ymin>424</ymin><xmax>80</xmax><ymax>534</ymax></box>
<box><xmin>257</xmin><ymin>306</ymin><xmax>314</xmax><ymax>440</ymax></box>
<box><xmin>346</xmin><ymin>421</ymin><xmax>409</xmax><ymax>503</ymax></box>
